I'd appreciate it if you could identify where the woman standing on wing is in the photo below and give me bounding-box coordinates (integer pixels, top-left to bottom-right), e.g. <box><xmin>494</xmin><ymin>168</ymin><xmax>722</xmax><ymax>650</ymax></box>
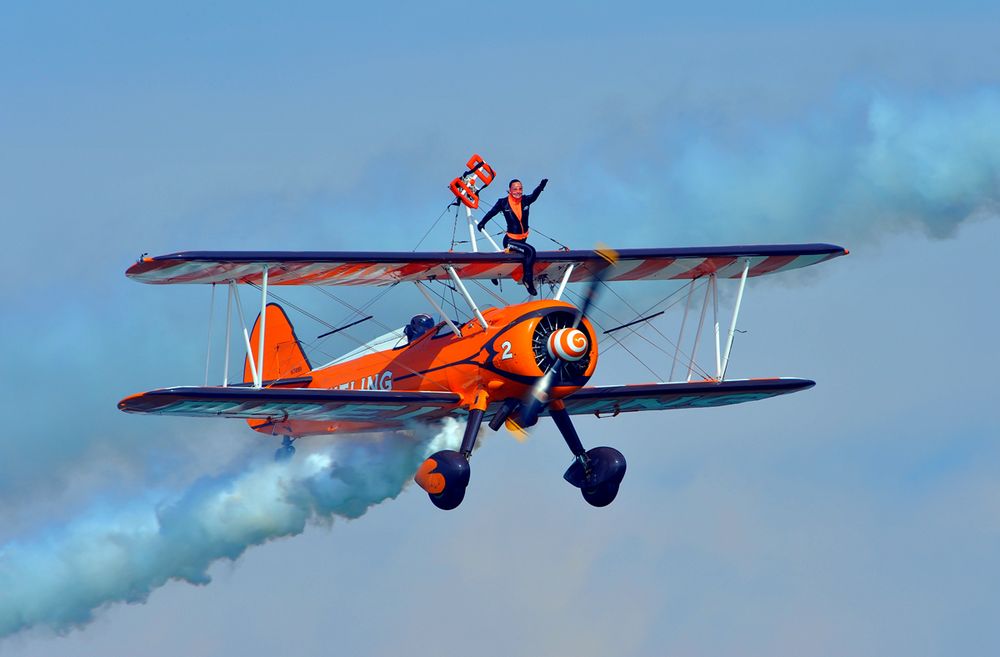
<box><xmin>477</xmin><ymin>178</ymin><xmax>548</xmax><ymax>296</ymax></box>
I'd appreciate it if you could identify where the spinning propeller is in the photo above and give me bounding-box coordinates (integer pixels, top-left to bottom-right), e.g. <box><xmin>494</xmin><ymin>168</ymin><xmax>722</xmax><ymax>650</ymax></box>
<box><xmin>512</xmin><ymin>246</ymin><xmax>618</xmax><ymax>430</ymax></box>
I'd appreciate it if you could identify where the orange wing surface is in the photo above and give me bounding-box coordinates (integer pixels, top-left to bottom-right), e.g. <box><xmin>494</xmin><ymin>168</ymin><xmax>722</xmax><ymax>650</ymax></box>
<box><xmin>126</xmin><ymin>244</ymin><xmax>847</xmax><ymax>286</ymax></box>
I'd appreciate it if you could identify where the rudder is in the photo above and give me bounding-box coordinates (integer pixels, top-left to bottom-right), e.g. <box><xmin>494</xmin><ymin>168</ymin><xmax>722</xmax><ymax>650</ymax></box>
<box><xmin>243</xmin><ymin>303</ymin><xmax>312</xmax><ymax>383</ymax></box>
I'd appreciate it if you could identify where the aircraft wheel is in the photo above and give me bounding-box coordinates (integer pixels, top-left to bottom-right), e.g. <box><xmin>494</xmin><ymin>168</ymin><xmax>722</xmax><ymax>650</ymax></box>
<box><xmin>415</xmin><ymin>450</ymin><xmax>470</xmax><ymax>511</ymax></box>
<box><xmin>582</xmin><ymin>480</ymin><xmax>621</xmax><ymax>507</ymax></box>
<box><xmin>429</xmin><ymin>484</ymin><xmax>468</xmax><ymax>511</ymax></box>
<box><xmin>564</xmin><ymin>446</ymin><xmax>626</xmax><ymax>507</ymax></box>
<box><xmin>274</xmin><ymin>444</ymin><xmax>296</xmax><ymax>462</ymax></box>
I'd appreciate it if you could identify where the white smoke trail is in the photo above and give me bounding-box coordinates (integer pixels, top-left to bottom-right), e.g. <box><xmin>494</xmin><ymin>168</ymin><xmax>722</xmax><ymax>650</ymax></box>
<box><xmin>0</xmin><ymin>420</ymin><xmax>462</xmax><ymax>638</ymax></box>
<box><xmin>570</xmin><ymin>89</ymin><xmax>1000</xmax><ymax>245</ymax></box>
<box><xmin>6</xmin><ymin>87</ymin><xmax>998</xmax><ymax>641</ymax></box>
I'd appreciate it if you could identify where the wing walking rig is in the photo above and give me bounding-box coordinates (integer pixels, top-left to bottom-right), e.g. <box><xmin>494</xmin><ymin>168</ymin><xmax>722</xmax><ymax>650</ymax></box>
<box><xmin>120</xmin><ymin>153</ymin><xmax>849</xmax><ymax>510</ymax></box>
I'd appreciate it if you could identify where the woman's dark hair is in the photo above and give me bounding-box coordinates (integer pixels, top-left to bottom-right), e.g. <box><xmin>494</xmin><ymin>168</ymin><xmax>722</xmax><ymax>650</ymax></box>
<box><xmin>508</xmin><ymin>179</ymin><xmax>521</xmax><ymax>189</ymax></box>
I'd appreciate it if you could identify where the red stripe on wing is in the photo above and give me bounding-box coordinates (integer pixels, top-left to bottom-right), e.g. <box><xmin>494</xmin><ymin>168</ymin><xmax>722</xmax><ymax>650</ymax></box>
<box><xmin>748</xmin><ymin>255</ymin><xmax>798</xmax><ymax>277</ymax></box>
<box><xmin>683</xmin><ymin>257</ymin><xmax>737</xmax><ymax>279</ymax></box>
<box><xmin>609</xmin><ymin>257</ymin><xmax>677</xmax><ymax>282</ymax></box>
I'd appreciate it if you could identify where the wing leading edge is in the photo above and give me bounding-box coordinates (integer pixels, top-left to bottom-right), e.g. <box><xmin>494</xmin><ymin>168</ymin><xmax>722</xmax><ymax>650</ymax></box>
<box><xmin>551</xmin><ymin>378</ymin><xmax>815</xmax><ymax>417</ymax></box>
<box><xmin>119</xmin><ymin>378</ymin><xmax>812</xmax><ymax>428</ymax></box>
<box><xmin>118</xmin><ymin>387</ymin><xmax>462</xmax><ymax>426</ymax></box>
<box><xmin>126</xmin><ymin>244</ymin><xmax>847</xmax><ymax>286</ymax></box>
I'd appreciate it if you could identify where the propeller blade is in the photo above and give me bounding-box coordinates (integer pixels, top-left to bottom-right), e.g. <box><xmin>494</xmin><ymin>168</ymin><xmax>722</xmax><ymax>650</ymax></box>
<box><xmin>520</xmin><ymin>347</ymin><xmax>566</xmax><ymax>427</ymax></box>
<box><xmin>573</xmin><ymin>246</ymin><xmax>617</xmax><ymax>328</ymax></box>
<box><xmin>505</xmin><ymin>418</ymin><xmax>529</xmax><ymax>442</ymax></box>
<box><xmin>519</xmin><ymin>246</ymin><xmax>618</xmax><ymax>430</ymax></box>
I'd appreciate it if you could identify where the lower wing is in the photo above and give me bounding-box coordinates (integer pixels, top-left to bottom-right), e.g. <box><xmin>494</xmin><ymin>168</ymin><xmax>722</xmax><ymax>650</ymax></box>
<box><xmin>553</xmin><ymin>378</ymin><xmax>814</xmax><ymax>417</ymax></box>
<box><xmin>119</xmin><ymin>378</ymin><xmax>811</xmax><ymax>428</ymax></box>
<box><xmin>118</xmin><ymin>387</ymin><xmax>462</xmax><ymax>427</ymax></box>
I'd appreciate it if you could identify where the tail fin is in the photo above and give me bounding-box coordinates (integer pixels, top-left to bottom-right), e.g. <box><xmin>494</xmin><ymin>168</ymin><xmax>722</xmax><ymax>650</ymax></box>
<box><xmin>243</xmin><ymin>303</ymin><xmax>312</xmax><ymax>383</ymax></box>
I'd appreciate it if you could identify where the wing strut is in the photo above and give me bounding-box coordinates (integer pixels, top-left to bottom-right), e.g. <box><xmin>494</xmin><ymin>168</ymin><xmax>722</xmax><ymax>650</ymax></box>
<box><xmin>256</xmin><ymin>265</ymin><xmax>269</xmax><ymax>388</ymax></box>
<box><xmin>712</xmin><ymin>273</ymin><xmax>721</xmax><ymax>379</ymax></box>
<box><xmin>687</xmin><ymin>277</ymin><xmax>712</xmax><ymax>382</ymax></box>
<box><xmin>231</xmin><ymin>280</ymin><xmax>260</xmax><ymax>387</ymax></box>
<box><xmin>223</xmin><ymin>282</ymin><xmax>233</xmax><ymax>386</ymax></box>
<box><xmin>204</xmin><ymin>283</ymin><xmax>216</xmax><ymax>386</ymax></box>
<box><xmin>468</xmin><ymin>207</ymin><xmax>503</xmax><ymax>253</ymax></box>
<box><xmin>446</xmin><ymin>266</ymin><xmax>488</xmax><ymax>330</ymax></box>
<box><xmin>721</xmin><ymin>259</ymin><xmax>750</xmax><ymax>380</ymax></box>
<box><xmin>553</xmin><ymin>264</ymin><xmax>574</xmax><ymax>301</ymax></box>
<box><xmin>669</xmin><ymin>279</ymin><xmax>696</xmax><ymax>381</ymax></box>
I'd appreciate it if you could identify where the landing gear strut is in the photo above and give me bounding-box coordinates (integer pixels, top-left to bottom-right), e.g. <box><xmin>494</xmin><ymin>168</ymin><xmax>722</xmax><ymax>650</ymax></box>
<box><xmin>551</xmin><ymin>406</ymin><xmax>626</xmax><ymax>507</ymax></box>
<box><xmin>274</xmin><ymin>435</ymin><xmax>296</xmax><ymax>462</ymax></box>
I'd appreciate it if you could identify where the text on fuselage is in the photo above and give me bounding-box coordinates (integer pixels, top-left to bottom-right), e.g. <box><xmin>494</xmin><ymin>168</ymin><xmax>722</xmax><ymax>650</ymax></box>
<box><xmin>336</xmin><ymin>370</ymin><xmax>393</xmax><ymax>391</ymax></box>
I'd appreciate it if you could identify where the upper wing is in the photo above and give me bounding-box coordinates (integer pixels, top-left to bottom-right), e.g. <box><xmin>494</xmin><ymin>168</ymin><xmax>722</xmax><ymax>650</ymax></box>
<box><xmin>125</xmin><ymin>244</ymin><xmax>847</xmax><ymax>286</ymax></box>
<box><xmin>551</xmin><ymin>378</ymin><xmax>815</xmax><ymax>417</ymax></box>
<box><xmin>118</xmin><ymin>387</ymin><xmax>461</xmax><ymax>426</ymax></box>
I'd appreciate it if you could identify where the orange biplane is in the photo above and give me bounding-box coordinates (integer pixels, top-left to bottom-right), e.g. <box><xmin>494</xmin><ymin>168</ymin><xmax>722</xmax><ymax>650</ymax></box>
<box><xmin>119</xmin><ymin>154</ymin><xmax>847</xmax><ymax>510</ymax></box>
<box><xmin>119</xmin><ymin>241</ymin><xmax>847</xmax><ymax>510</ymax></box>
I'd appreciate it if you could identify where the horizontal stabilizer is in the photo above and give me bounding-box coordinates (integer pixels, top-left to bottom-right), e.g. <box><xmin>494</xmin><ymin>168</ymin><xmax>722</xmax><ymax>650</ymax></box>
<box><xmin>126</xmin><ymin>244</ymin><xmax>847</xmax><ymax>286</ymax></box>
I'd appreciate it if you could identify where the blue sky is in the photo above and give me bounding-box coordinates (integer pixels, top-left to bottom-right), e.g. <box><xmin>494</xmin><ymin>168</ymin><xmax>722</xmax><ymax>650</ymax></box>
<box><xmin>2</xmin><ymin>2</ymin><xmax>999</xmax><ymax>655</ymax></box>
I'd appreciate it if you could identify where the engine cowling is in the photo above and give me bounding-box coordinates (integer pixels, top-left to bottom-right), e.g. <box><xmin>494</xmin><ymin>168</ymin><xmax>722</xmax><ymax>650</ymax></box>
<box><xmin>530</xmin><ymin>309</ymin><xmax>595</xmax><ymax>381</ymax></box>
<box><xmin>487</xmin><ymin>304</ymin><xmax>598</xmax><ymax>391</ymax></box>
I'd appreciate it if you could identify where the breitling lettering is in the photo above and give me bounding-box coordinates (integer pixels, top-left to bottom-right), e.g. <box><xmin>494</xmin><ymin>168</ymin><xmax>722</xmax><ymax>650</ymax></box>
<box><xmin>336</xmin><ymin>370</ymin><xmax>394</xmax><ymax>391</ymax></box>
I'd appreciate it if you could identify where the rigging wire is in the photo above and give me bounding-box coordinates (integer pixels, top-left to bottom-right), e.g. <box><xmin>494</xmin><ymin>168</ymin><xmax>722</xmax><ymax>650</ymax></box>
<box><xmin>250</xmin><ymin>281</ymin><xmax>449</xmax><ymax>392</ymax></box>
<box><xmin>596</xmin><ymin>275</ymin><xmax>703</xmax><ymax>338</ymax></box>
<box><xmin>247</xmin><ymin>282</ymin><xmax>339</xmax><ymax>332</ymax></box>
<box><xmin>449</xmin><ymin>205</ymin><xmax>461</xmax><ymax>251</ymax></box>
<box><xmin>448</xmin><ymin>280</ymin><xmax>461</xmax><ymax>323</ymax></box>
<box><xmin>602</xmin><ymin>278</ymin><xmax>718</xmax><ymax>380</ymax></box>
<box><xmin>412</xmin><ymin>205</ymin><xmax>452</xmax><ymax>252</ymax></box>
<box><xmin>240</xmin><ymin>284</ymin><xmax>340</xmax><ymax>364</ymax></box>
<box><xmin>600</xmin><ymin>279</ymin><xmax>692</xmax><ymax>347</ymax></box>
<box><xmin>305</xmin><ymin>284</ymin><xmax>451</xmax><ymax>386</ymax></box>
<box><xmin>562</xmin><ymin>287</ymin><xmax>664</xmax><ymax>381</ymax></box>
<box><xmin>429</xmin><ymin>279</ymin><xmax>463</xmax><ymax>324</ymax></box>
<box><xmin>471</xmin><ymin>279</ymin><xmax>508</xmax><ymax>306</ymax></box>
<box><xmin>309</xmin><ymin>284</ymin><xmax>399</xmax><ymax>334</ymax></box>
<box><xmin>470</xmin><ymin>185</ymin><xmax>571</xmax><ymax>251</ymax></box>
<box><xmin>588</xmin><ymin>279</ymin><xmax>716</xmax><ymax>381</ymax></box>
<box><xmin>563</xmin><ymin>283</ymin><xmax>714</xmax><ymax>382</ymax></box>
<box><xmin>530</xmin><ymin>226</ymin><xmax>570</xmax><ymax>250</ymax></box>
<box><xmin>312</xmin><ymin>281</ymin><xmax>399</xmax><ymax>346</ymax></box>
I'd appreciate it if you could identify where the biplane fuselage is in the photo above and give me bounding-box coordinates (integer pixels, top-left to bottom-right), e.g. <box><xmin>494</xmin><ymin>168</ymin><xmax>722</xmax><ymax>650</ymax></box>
<box><xmin>242</xmin><ymin>299</ymin><xmax>598</xmax><ymax>437</ymax></box>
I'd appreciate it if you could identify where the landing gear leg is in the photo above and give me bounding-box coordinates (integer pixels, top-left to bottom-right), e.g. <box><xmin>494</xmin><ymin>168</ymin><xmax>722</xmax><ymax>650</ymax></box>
<box><xmin>274</xmin><ymin>435</ymin><xmax>296</xmax><ymax>462</ymax></box>
<box><xmin>415</xmin><ymin>393</ymin><xmax>488</xmax><ymax>510</ymax></box>
<box><xmin>551</xmin><ymin>405</ymin><xmax>626</xmax><ymax>508</ymax></box>
<box><xmin>460</xmin><ymin>407</ymin><xmax>485</xmax><ymax>458</ymax></box>
<box><xmin>551</xmin><ymin>405</ymin><xmax>586</xmax><ymax>458</ymax></box>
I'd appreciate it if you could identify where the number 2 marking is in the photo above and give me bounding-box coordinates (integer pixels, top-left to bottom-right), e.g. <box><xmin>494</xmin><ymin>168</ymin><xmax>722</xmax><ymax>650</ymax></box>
<box><xmin>500</xmin><ymin>341</ymin><xmax>513</xmax><ymax>360</ymax></box>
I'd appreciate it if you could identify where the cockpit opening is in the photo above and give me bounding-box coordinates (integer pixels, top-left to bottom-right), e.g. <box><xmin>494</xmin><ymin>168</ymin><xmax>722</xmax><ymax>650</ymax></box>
<box><xmin>403</xmin><ymin>314</ymin><xmax>435</xmax><ymax>343</ymax></box>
